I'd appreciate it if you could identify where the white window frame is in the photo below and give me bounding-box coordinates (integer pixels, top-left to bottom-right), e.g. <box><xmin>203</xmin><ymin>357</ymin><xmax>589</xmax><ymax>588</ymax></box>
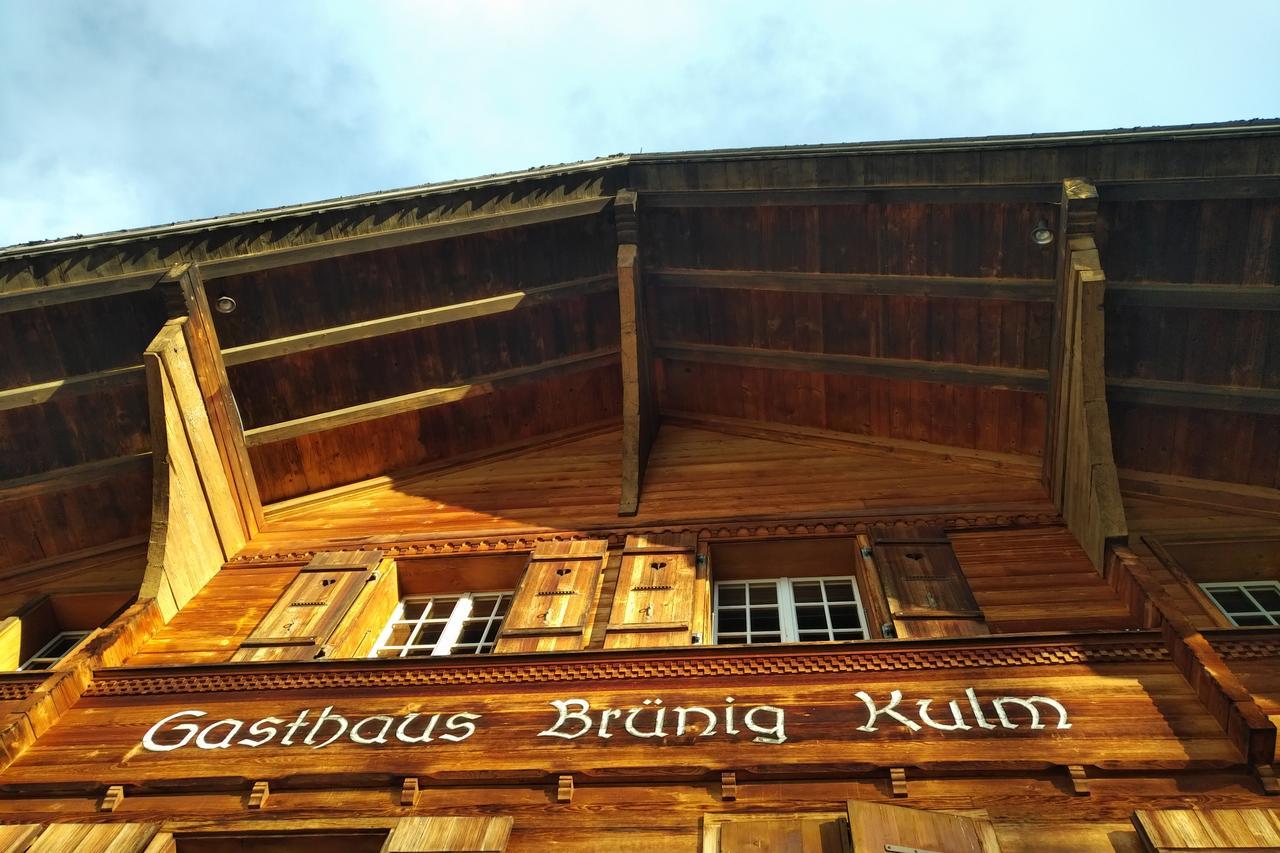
<box><xmin>18</xmin><ymin>630</ymin><xmax>90</xmax><ymax>671</ymax></box>
<box><xmin>369</xmin><ymin>592</ymin><xmax>512</xmax><ymax>658</ymax></box>
<box><xmin>712</xmin><ymin>576</ymin><xmax>869</xmax><ymax>645</ymax></box>
<box><xmin>1200</xmin><ymin>581</ymin><xmax>1280</xmax><ymax>627</ymax></box>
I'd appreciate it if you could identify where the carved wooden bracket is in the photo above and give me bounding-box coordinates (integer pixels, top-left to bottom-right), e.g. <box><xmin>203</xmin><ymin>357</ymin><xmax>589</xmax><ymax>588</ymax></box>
<box><xmin>1067</xmin><ymin>764</ymin><xmax>1090</xmax><ymax>796</ymax></box>
<box><xmin>556</xmin><ymin>774</ymin><xmax>574</xmax><ymax>803</ymax></box>
<box><xmin>720</xmin><ymin>771</ymin><xmax>738</xmax><ymax>801</ymax></box>
<box><xmin>401</xmin><ymin>776</ymin><xmax>421</xmax><ymax>806</ymax></box>
<box><xmin>1255</xmin><ymin>764</ymin><xmax>1280</xmax><ymax>796</ymax></box>
<box><xmin>890</xmin><ymin>767</ymin><xmax>908</xmax><ymax>798</ymax></box>
<box><xmin>248</xmin><ymin>780</ymin><xmax>270</xmax><ymax>809</ymax></box>
<box><xmin>100</xmin><ymin>784</ymin><xmax>124</xmax><ymax>812</ymax></box>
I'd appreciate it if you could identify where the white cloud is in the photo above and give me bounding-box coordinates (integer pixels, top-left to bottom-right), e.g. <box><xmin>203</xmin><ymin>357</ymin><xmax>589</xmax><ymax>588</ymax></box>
<box><xmin>1</xmin><ymin>0</ymin><xmax>1277</xmax><ymax>246</ymax></box>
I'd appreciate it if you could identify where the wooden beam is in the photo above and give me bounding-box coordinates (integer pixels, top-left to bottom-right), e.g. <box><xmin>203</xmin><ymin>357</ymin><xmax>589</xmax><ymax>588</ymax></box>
<box><xmin>1099</xmin><ymin>175</ymin><xmax>1280</xmax><ymax>201</ymax></box>
<box><xmin>201</xmin><ymin>198</ymin><xmax>612</xmax><ymax>280</ymax></box>
<box><xmin>1119</xmin><ymin>468</ymin><xmax>1280</xmax><ymax>518</ymax></box>
<box><xmin>644</xmin><ymin>183</ymin><xmax>1058</xmax><ymax>207</ymax></box>
<box><xmin>158</xmin><ymin>263</ymin><xmax>264</xmax><ymax>536</ymax></box>
<box><xmin>222</xmin><ymin>273</ymin><xmax>616</xmax><ymax>366</ymax></box>
<box><xmin>1108</xmin><ymin>282</ymin><xmax>1280</xmax><ymax>311</ymax></box>
<box><xmin>0</xmin><ymin>268</ymin><xmax>164</xmax><ymax>315</ymax></box>
<box><xmin>651</xmin><ymin>268</ymin><xmax>1055</xmax><ymax>302</ymax></box>
<box><xmin>0</xmin><ymin>364</ymin><xmax>143</xmax><ymax>413</ymax></box>
<box><xmin>654</xmin><ymin>341</ymin><xmax>1048</xmax><ymax>391</ymax></box>
<box><xmin>1106</xmin><ymin>376</ymin><xmax>1280</xmax><ymax>415</ymax></box>
<box><xmin>616</xmin><ymin>190</ymin><xmax>657</xmax><ymax>516</ymax></box>
<box><xmin>1044</xmin><ymin>177</ymin><xmax>1128</xmax><ymax>569</ymax></box>
<box><xmin>244</xmin><ymin>347</ymin><xmax>620</xmax><ymax>447</ymax></box>
<box><xmin>0</xmin><ymin>452</ymin><xmax>151</xmax><ymax>505</ymax></box>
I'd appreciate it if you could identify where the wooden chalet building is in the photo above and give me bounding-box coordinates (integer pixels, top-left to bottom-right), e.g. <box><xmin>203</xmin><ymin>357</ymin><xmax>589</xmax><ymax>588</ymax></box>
<box><xmin>2</xmin><ymin>121</ymin><xmax>1280</xmax><ymax>851</ymax></box>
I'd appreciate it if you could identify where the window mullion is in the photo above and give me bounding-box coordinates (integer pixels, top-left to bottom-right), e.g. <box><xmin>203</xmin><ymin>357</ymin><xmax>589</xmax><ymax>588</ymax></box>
<box><xmin>778</xmin><ymin>579</ymin><xmax>798</xmax><ymax>643</ymax></box>
<box><xmin>433</xmin><ymin>594</ymin><xmax>475</xmax><ymax>656</ymax></box>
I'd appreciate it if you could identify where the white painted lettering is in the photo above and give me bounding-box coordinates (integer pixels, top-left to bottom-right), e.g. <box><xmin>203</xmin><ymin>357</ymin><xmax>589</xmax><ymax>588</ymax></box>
<box><xmin>538</xmin><ymin>699</ymin><xmax>593</xmax><ymax>740</ymax></box>
<box><xmin>855</xmin><ymin>689</ymin><xmax>922</xmax><ymax>732</ymax></box>
<box><xmin>142</xmin><ymin>710</ymin><xmax>206</xmax><ymax>752</ymax></box>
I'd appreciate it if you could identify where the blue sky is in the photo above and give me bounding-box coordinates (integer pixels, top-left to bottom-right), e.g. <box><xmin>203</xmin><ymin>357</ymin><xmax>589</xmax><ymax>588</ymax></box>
<box><xmin>2</xmin><ymin>0</ymin><xmax>1278</xmax><ymax>247</ymax></box>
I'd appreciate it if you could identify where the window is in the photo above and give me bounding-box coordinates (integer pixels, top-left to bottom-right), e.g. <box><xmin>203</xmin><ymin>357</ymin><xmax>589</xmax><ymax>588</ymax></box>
<box><xmin>713</xmin><ymin>577</ymin><xmax>867</xmax><ymax>645</ymax></box>
<box><xmin>18</xmin><ymin>630</ymin><xmax>90</xmax><ymax>671</ymax></box>
<box><xmin>1200</xmin><ymin>581</ymin><xmax>1280</xmax><ymax>627</ymax></box>
<box><xmin>370</xmin><ymin>592</ymin><xmax>512</xmax><ymax>658</ymax></box>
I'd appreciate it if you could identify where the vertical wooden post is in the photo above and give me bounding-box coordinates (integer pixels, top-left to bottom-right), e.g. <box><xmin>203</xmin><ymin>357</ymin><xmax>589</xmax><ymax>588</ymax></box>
<box><xmin>616</xmin><ymin>190</ymin><xmax>657</xmax><ymax>516</ymax></box>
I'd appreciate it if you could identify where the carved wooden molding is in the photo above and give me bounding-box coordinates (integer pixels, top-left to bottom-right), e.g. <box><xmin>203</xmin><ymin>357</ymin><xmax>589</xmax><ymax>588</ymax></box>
<box><xmin>556</xmin><ymin>774</ymin><xmax>574</xmax><ymax>803</ymax></box>
<box><xmin>85</xmin><ymin>637</ymin><xmax>1169</xmax><ymax>698</ymax></box>
<box><xmin>100</xmin><ymin>784</ymin><xmax>124</xmax><ymax>812</ymax></box>
<box><xmin>720</xmin><ymin>771</ymin><xmax>738</xmax><ymax>801</ymax></box>
<box><xmin>248</xmin><ymin>780</ymin><xmax>270</xmax><ymax>809</ymax></box>
<box><xmin>890</xmin><ymin>767</ymin><xmax>908</xmax><ymax>797</ymax></box>
<box><xmin>1067</xmin><ymin>764</ymin><xmax>1091</xmax><ymax>796</ymax></box>
<box><xmin>227</xmin><ymin>511</ymin><xmax>1062</xmax><ymax>567</ymax></box>
<box><xmin>1214</xmin><ymin>637</ymin><xmax>1280</xmax><ymax>660</ymax></box>
<box><xmin>401</xmin><ymin>777</ymin><xmax>420</xmax><ymax>807</ymax></box>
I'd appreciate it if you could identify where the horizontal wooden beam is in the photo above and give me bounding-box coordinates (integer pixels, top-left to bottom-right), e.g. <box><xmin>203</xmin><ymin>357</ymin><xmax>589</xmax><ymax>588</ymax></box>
<box><xmin>1107</xmin><ymin>282</ymin><xmax>1280</xmax><ymax>311</ymax></box>
<box><xmin>0</xmin><ymin>452</ymin><xmax>151</xmax><ymax>505</ymax></box>
<box><xmin>651</xmin><ymin>268</ymin><xmax>1055</xmax><ymax>302</ymax></box>
<box><xmin>0</xmin><ymin>269</ymin><xmax>164</xmax><ymax>315</ymax></box>
<box><xmin>1119</xmin><ymin>468</ymin><xmax>1280</xmax><ymax>518</ymax></box>
<box><xmin>655</xmin><ymin>341</ymin><xmax>1048</xmax><ymax>391</ymax></box>
<box><xmin>202</xmin><ymin>198</ymin><xmax>612</xmax><ymax>280</ymax></box>
<box><xmin>244</xmin><ymin>347</ymin><xmax>621</xmax><ymax>446</ymax></box>
<box><xmin>223</xmin><ymin>274</ymin><xmax>616</xmax><ymax>366</ymax></box>
<box><xmin>0</xmin><ymin>364</ymin><xmax>143</xmax><ymax>413</ymax></box>
<box><xmin>644</xmin><ymin>184</ymin><xmax>1058</xmax><ymax>207</ymax></box>
<box><xmin>643</xmin><ymin>176</ymin><xmax>1280</xmax><ymax>208</ymax></box>
<box><xmin>1099</xmin><ymin>175</ymin><xmax>1280</xmax><ymax>201</ymax></box>
<box><xmin>1107</xmin><ymin>376</ymin><xmax>1280</xmax><ymax>415</ymax></box>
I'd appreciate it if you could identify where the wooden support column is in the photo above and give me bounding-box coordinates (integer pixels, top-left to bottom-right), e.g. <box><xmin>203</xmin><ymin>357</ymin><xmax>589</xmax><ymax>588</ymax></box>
<box><xmin>615</xmin><ymin>189</ymin><xmax>657</xmax><ymax>516</ymax></box>
<box><xmin>1044</xmin><ymin>178</ymin><xmax>1127</xmax><ymax>569</ymax></box>
<box><xmin>155</xmin><ymin>262</ymin><xmax>263</xmax><ymax>536</ymax></box>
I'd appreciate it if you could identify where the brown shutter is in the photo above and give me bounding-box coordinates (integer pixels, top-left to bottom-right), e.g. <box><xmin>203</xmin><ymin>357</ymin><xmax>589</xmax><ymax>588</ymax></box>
<box><xmin>494</xmin><ymin>540</ymin><xmax>609</xmax><ymax>653</ymax></box>
<box><xmin>869</xmin><ymin>525</ymin><xmax>988</xmax><ymax>638</ymax></box>
<box><xmin>720</xmin><ymin>816</ymin><xmax>850</xmax><ymax>852</ymax></box>
<box><xmin>382</xmin><ymin>816</ymin><xmax>511</xmax><ymax>852</ymax></box>
<box><xmin>604</xmin><ymin>532</ymin><xmax>698</xmax><ymax>649</ymax></box>
<box><xmin>233</xmin><ymin>550</ymin><xmax>382</xmax><ymax>662</ymax></box>
<box><xmin>848</xmin><ymin>801</ymin><xmax>1001</xmax><ymax>852</ymax></box>
<box><xmin>1133</xmin><ymin>808</ymin><xmax>1280</xmax><ymax>851</ymax></box>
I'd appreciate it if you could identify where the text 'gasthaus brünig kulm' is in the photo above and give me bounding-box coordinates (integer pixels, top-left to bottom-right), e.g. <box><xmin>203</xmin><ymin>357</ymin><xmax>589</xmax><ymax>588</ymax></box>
<box><xmin>139</xmin><ymin>689</ymin><xmax>1070</xmax><ymax>752</ymax></box>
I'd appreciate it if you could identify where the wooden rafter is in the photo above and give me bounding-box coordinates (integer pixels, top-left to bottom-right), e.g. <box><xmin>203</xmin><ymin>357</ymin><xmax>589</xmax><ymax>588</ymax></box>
<box><xmin>243</xmin><ymin>347</ymin><xmax>620</xmax><ymax>447</ymax></box>
<box><xmin>650</xmin><ymin>268</ymin><xmax>1055</xmax><ymax>302</ymax></box>
<box><xmin>0</xmin><ymin>453</ymin><xmax>151</xmax><ymax>505</ymax></box>
<box><xmin>654</xmin><ymin>341</ymin><xmax>1048</xmax><ymax>391</ymax></box>
<box><xmin>222</xmin><ymin>273</ymin><xmax>616</xmax><ymax>366</ymax></box>
<box><xmin>0</xmin><ymin>364</ymin><xmax>143</xmax><ymax>413</ymax></box>
<box><xmin>1044</xmin><ymin>178</ymin><xmax>1127</xmax><ymax>568</ymax></box>
<box><xmin>1107</xmin><ymin>282</ymin><xmax>1280</xmax><ymax>311</ymax></box>
<box><xmin>616</xmin><ymin>190</ymin><xmax>657</xmax><ymax>516</ymax></box>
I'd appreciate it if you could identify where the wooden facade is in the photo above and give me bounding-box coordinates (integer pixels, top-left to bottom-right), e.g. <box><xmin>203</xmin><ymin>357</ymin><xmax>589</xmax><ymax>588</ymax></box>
<box><xmin>1</xmin><ymin>121</ymin><xmax>1279</xmax><ymax>851</ymax></box>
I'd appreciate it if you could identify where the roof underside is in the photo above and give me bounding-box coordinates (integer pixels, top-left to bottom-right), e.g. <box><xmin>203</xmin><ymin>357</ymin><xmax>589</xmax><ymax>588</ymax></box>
<box><xmin>2</xmin><ymin>121</ymin><xmax>1279</xmax><ymax>570</ymax></box>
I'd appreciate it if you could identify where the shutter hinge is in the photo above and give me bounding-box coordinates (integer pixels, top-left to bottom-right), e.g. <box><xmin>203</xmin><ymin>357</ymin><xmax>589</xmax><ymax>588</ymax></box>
<box><xmin>696</xmin><ymin>554</ymin><xmax>707</xmax><ymax>568</ymax></box>
<box><xmin>881</xmin><ymin>622</ymin><xmax>897</xmax><ymax>638</ymax></box>
<box><xmin>885</xmin><ymin>845</ymin><xmax>944</xmax><ymax>853</ymax></box>
<box><xmin>860</xmin><ymin>545</ymin><xmax>873</xmax><ymax>558</ymax></box>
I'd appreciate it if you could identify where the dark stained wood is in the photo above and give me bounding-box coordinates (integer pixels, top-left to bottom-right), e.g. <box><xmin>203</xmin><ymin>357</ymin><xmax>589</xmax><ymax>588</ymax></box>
<box><xmin>656</xmin><ymin>342</ymin><xmax>1048</xmax><ymax>391</ymax></box>
<box><xmin>651</xmin><ymin>268</ymin><xmax>1055</xmax><ymax>302</ymax></box>
<box><xmin>1108</xmin><ymin>282</ymin><xmax>1280</xmax><ymax>311</ymax></box>
<box><xmin>616</xmin><ymin>190</ymin><xmax>658</xmax><ymax>516</ymax></box>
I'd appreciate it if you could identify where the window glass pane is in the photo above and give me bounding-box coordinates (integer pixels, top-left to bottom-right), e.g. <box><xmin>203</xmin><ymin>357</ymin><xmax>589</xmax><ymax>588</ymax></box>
<box><xmin>791</xmin><ymin>582</ymin><xmax>823</xmax><ymax>603</ymax></box>
<box><xmin>822</xmin><ymin>579</ymin><xmax>856</xmax><ymax>603</ymax></box>
<box><xmin>795</xmin><ymin>606</ymin><xmax>830</xmax><ymax>632</ymax></box>
<box><xmin>415</xmin><ymin>623</ymin><xmax>446</xmax><ymax>647</ymax></box>
<box><xmin>751</xmin><ymin>609</ymin><xmax>781</xmax><ymax>634</ymax></box>
<box><xmin>833</xmin><ymin>629</ymin><xmax>864</xmax><ymax>640</ymax></box>
<box><xmin>718</xmin><ymin>585</ymin><xmax>746</xmax><ymax>607</ymax></box>
<box><xmin>749</xmin><ymin>583</ymin><xmax>777</xmax><ymax>605</ymax></box>
<box><xmin>829</xmin><ymin>604</ymin><xmax>862</xmax><ymax>630</ymax></box>
<box><xmin>401</xmin><ymin>601</ymin><xmax>429</xmax><ymax>620</ymax></box>
<box><xmin>798</xmin><ymin>630</ymin><xmax>830</xmax><ymax>641</ymax></box>
<box><xmin>469</xmin><ymin>597</ymin><xmax>495</xmax><ymax>618</ymax></box>
<box><xmin>751</xmin><ymin>633</ymin><xmax>782</xmax><ymax>644</ymax></box>
<box><xmin>385</xmin><ymin>623</ymin><xmax>415</xmax><ymax>646</ymax></box>
<box><xmin>1232</xmin><ymin>614</ymin><xmax>1274</xmax><ymax>627</ymax></box>
<box><xmin>457</xmin><ymin>622</ymin><xmax>488</xmax><ymax>646</ymax></box>
<box><xmin>718</xmin><ymin>610</ymin><xmax>748</xmax><ymax>635</ymax></box>
<box><xmin>1247</xmin><ymin>587</ymin><xmax>1280</xmax><ymax>611</ymax></box>
<box><xmin>1210</xmin><ymin>589</ymin><xmax>1258</xmax><ymax>613</ymax></box>
<box><xmin>718</xmin><ymin>635</ymin><xmax>749</xmax><ymax>645</ymax></box>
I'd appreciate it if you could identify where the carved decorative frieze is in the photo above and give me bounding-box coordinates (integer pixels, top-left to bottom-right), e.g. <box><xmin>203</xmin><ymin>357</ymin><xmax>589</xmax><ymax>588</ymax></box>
<box><xmin>86</xmin><ymin>638</ymin><xmax>1168</xmax><ymax>698</ymax></box>
<box><xmin>1215</xmin><ymin>638</ymin><xmax>1280</xmax><ymax>660</ymax></box>
<box><xmin>226</xmin><ymin>512</ymin><xmax>1061</xmax><ymax>567</ymax></box>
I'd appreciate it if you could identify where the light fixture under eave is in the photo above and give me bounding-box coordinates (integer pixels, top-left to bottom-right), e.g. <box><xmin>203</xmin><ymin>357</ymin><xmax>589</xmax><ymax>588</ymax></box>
<box><xmin>1030</xmin><ymin>219</ymin><xmax>1055</xmax><ymax>246</ymax></box>
<box><xmin>214</xmin><ymin>295</ymin><xmax>237</xmax><ymax>314</ymax></box>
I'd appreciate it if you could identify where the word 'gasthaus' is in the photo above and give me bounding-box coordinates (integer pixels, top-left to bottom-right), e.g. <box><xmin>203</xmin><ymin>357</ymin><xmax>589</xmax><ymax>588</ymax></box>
<box><xmin>142</xmin><ymin>707</ymin><xmax>478</xmax><ymax>752</ymax></box>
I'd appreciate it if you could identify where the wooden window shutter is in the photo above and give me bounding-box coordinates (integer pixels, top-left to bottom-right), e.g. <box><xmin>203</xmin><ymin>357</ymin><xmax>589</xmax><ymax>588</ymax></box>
<box><xmin>494</xmin><ymin>540</ymin><xmax>609</xmax><ymax>653</ymax></box>
<box><xmin>719</xmin><ymin>816</ymin><xmax>850</xmax><ymax>852</ymax></box>
<box><xmin>382</xmin><ymin>816</ymin><xmax>512</xmax><ymax>851</ymax></box>
<box><xmin>233</xmin><ymin>550</ymin><xmax>382</xmax><ymax>662</ymax></box>
<box><xmin>869</xmin><ymin>525</ymin><xmax>989</xmax><ymax>638</ymax></box>
<box><xmin>604</xmin><ymin>532</ymin><xmax>698</xmax><ymax>649</ymax></box>
<box><xmin>1133</xmin><ymin>808</ymin><xmax>1280</xmax><ymax>851</ymax></box>
<box><xmin>848</xmin><ymin>801</ymin><xmax>1001</xmax><ymax>852</ymax></box>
